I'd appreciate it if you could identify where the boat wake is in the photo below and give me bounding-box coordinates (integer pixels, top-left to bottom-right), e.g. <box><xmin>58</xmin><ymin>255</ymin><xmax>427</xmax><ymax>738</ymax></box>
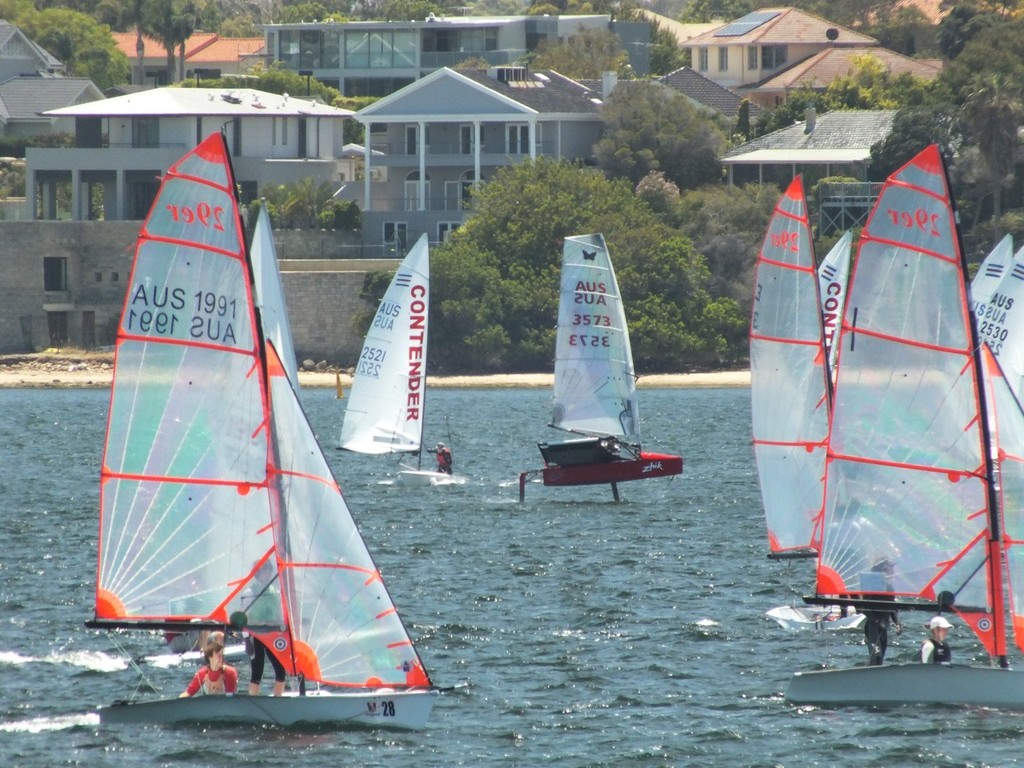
<box><xmin>0</xmin><ymin>649</ymin><xmax>126</xmax><ymax>672</ymax></box>
<box><xmin>0</xmin><ymin>713</ymin><xmax>100</xmax><ymax>733</ymax></box>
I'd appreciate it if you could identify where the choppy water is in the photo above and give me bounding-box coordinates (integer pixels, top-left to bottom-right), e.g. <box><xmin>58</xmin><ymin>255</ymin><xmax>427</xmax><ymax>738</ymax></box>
<box><xmin>0</xmin><ymin>386</ymin><xmax>1021</xmax><ymax>766</ymax></box>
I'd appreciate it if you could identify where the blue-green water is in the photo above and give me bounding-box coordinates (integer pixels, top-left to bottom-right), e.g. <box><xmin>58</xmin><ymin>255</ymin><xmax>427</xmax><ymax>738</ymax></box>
<box><xmin>0</xmin><ymin>386</ymin><xmax>1021</xmax><ymax>766</ymax></box>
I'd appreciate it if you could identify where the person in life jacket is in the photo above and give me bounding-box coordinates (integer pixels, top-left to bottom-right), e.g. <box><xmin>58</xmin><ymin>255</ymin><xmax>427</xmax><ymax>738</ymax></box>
<box><xmin>920</xmin><ymin>615</ymin><xmax>953</xmax><ymax>663</ymax></box>
<box><xmin>180</xmin><ymin>637</ymin><xmax>239</xmax><ymax>697</ymax></box>
<box><xmin>434</xmin><ymin>442</ymin><xmax>453</xmax><ymax>474</ymax></box>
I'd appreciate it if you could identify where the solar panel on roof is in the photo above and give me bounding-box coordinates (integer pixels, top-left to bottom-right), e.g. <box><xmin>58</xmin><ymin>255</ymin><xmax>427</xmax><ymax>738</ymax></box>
<box><xmin>714</xmin><ymin>10</ymin><xmax>780</xmax><ymax>37</ymax></box>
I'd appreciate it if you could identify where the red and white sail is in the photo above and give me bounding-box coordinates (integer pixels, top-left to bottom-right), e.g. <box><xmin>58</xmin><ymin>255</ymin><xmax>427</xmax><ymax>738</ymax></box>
<box><xmin>750</xmin><ymin>177</ymin><xmax>830</xmax><ymax>555</ymax></box>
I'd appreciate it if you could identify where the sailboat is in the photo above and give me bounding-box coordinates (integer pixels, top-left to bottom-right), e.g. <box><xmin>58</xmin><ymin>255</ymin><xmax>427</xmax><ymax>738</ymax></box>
<box><xmin>787</xmin><ymin>144</ymin><xmax>1024</xmax><ymax>708</ymax></box>
<box><xmin>519</xmin><ymin>234</ymin><xmax>683</xmax><ymax>501</ymax></box>
<box><xmin>749</xmin><ymin>178</ymin><xmax>861</xmax><ymax>632</ymax></box>
<box><xmin>90</xmin><ymin>133</ymin><xmax>438</xmax><ymax>728</ymax></box>
<box><xmin>338</xmin><ymin>234</ymin><xmax>462</xmax><ymax>485</ymax></box>
<box><xmin>969</xmin><ymin>232</ymin><xmax>1014</xmax><ymax>310</ymax></box>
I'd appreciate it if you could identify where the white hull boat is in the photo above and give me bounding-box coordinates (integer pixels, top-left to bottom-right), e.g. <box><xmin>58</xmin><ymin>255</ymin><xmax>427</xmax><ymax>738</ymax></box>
<box><xmin>396</xmin><ymin>468</ymin><xmax>466</xmax><ymax>486</ymax></box>
<box><xmin>765</xmin><ymin>605</ymin><xmax>864</xmax><ymax>632</ymax></box>
<box><xmin>99</xmin><ymin>688</ymin><xmax>438</xmax><ymax>728</ymax></box>
<box><xmin>788</xmin><ymin>664</ymin><xmax>1024</xmax><ymax>709</ymax></box>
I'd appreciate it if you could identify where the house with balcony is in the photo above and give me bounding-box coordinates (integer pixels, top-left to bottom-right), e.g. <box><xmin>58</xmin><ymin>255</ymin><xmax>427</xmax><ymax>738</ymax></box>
<box><xmin>263</xmin><ymin>14</ymin><xmax>650</xmax><ymax>98</ymax></box>
<box><xmin>684</xmin><ymin>7</ymin><xmax>940</xmax><ymax>109</ymax></box>
<box><xmin>347</xmin><ymin>65</ymin><xmax>607</xmax><ymax>252</ymax></box>
<box><xmin>27</xmin><ymin>87</ymin><xmax>352</xmax><ymax>221</ymax></box>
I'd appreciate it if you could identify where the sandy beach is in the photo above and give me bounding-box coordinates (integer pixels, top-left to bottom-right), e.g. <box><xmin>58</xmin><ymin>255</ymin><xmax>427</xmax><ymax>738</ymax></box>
<box><xmin>0</xmin><ymin>352</ymin><xmax>750</xmax><ymax>389</ymax></box>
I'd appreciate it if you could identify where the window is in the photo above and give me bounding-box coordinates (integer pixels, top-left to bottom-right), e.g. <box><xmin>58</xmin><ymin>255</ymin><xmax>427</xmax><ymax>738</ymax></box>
<box><xmin>747</xmin><ymin>46</ymin><xmax>757</xmax><ymax>70</ymax></box>
<box><xmin>437</xmin><ymin>222</ymin><xmax>460</xmax><ymax>242</ymax></box>
<box><xmin>112</xmin><ymin>272</ymin><xmax>120</xmax><ymax>282</ymax></box>
<box><xmin>698</xmin><ymin>47</ymin><xmax>708</xmax><ymax>71</ymax></box>
<box><xmin>762</xmin><ymin>44</ymin><xmax>787</xmax><ymax>69</ymax></box>
<box><xmin>383</xmin><ymin>222</ymin><xmax>408</xmax><ymax>252</ymax></box>
<box><xmin>507</xmin><ymin>124</ymin><xmax>529</xmax><ymax>155</ymax></box>
<box><xmin>460</xmin><ymin>124</ymin><xmax>484</xmax><ymax>154</ymax></box>
<box><xmin>95</xmin><ymin>271</ymin><xmax>102</xmax><ymax>282</ymax></box>
<box><xmin>405</xmin><ymin>125</ymin><xmax>428</xmax><ymax>154</ymax></box>
<box><xmin>132</xmin><ymin>117</ymin><xmax>159</xmax><ymax>148</ymax></box>
<box><xmin>404</xmin><ymin>173</ymin><xmax>430</xmax><ymax>211</ymax></box>
<box><xmin>43</xmin><ymin>257</ymin><xmax>67</xmax><ymax>291</ymax></box>
<box><xmin>718</xmin><ymin>47</ymin><xmax>728</xmax><ymax>71</ymax></box>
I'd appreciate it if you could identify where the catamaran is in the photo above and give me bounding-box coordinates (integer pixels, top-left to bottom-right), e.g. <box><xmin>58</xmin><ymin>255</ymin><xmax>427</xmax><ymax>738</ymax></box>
<box><xmin>90</xmin><ymin>133</ymin><xmax>438</xmax><ymax>728</ymax></box>
<box><xmin>338</xmin><ymin>234</ymin><xmax>463</xmax><ymax>485</ymax></box>
<box><xmin>787</xmin><ymin>144</ymin><xmax>1024</xmax><ymax>708</ymax></box>
<box><xmin>750</xmin><ymin>178</ymin><xmax>861</xmax><ymax>632</ymax></box>
<box><xmin>519</xmin><ymin>234</ymin><xmax>683</xmax><ymax>501</ymax></box>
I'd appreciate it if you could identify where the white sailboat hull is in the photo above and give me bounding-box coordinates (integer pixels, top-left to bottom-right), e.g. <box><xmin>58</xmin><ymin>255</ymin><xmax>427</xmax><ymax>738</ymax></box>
<box><xmin>397</xmin><ymin>468</ymin><xmax>466</xmax><ymax>487</ymax></box>
<box><xmin>99</xmin><ymin>688</ymin><xmax>438</xmax><ymax>729</ymax></box>
<box><xmin>787</xmin><ymin>664</ymin><xmax>1024</xmax><ymax>709</ymax></box>
<box><xmin>396</xmin><ymin>469</ymin><xmax>466</xmax><ymax>486</ymax></box>
<box><xmin>765</xmin><ymin>605</ymin><xmax>865</xmax><ymax>632</ymax></box>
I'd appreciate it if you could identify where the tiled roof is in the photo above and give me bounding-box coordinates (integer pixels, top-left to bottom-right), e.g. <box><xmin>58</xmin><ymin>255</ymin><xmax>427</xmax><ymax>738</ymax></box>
<box><xmin>685</xmin><ymin>7</ymin><xmax>876</xmax><ymax>46</ymax></box>
<box><xmin>754</xmin><ymin>47</ymin><xmax>941</xmax><ymax>91</ymax></box>
<box><xmin>890</xmin><ymin>0</ymin><xmax>948</xmax><ymax>24</ymax></box>
<box><xmin>456</xmin><ymin>68</ymin><xmax>602</xmax><ymax>115</ymax></box>
<box><xmin>111</xmin><ymin>32</ymin><xmax>262</xmax><ymax>64</ymax></box>
<box><xmin>658</xmin><ymin>66</ymin><xmax>765</xmax><ymax>120</ymax></box>
<box><xmin>722</xmin><ymin>109</ymin><xmax>896</xmax><ymax>159</ymax></box>
<box><xmin>0</xmin><ymin>76</ymin><xmax>100</xmax><ymax>121</ymax></box>
<box><xmin>187</xmin><ymin>37</ymin><xmax>264</xmax><ymax>63</ymax></box>
<box><xmin>637</xmin><ymin>10</ymin><xmax>722</xmax><ymax>45</ymax></box>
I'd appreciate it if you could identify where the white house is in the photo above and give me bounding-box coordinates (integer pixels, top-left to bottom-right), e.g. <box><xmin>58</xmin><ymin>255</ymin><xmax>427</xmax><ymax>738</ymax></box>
<box><xmin>349</xmin><ymin>65</ymin><xmax>607</xmax><ymax>251</ymax></box>
<box><xmin>27</xmin><ymin>87</ymin><xmax>353</xmax><ymax>221</ymax></box>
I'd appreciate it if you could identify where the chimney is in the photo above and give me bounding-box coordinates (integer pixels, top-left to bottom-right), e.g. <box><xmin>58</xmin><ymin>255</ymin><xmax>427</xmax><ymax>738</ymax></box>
<box><xmin>602</xmin><ymin>71</ymin><xmax>618</xmax><ymax>99</ymax></box>
<box><xmin>804</xmin><ymin>106</ymin><xmax>816</xmax><ymax>134</ymax></box>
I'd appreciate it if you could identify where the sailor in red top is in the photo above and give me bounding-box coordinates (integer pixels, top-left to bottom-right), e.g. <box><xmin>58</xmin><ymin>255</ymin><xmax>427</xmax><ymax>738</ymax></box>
<box><xmin>180</xmin><ymin>638</ymin><xmax>239</xmax><ymax>697</ymax></box>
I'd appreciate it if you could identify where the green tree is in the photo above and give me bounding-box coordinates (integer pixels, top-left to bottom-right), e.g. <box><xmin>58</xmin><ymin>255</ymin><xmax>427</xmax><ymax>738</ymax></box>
<box><xmin>530</xmin><ymin>27</ymin><xmax>631</xmax><ymax>79</ymax></box>
<box><xmin>937</xmin><ymin>5</ymin><xmax>1002</xmax><ymax>60</ymax></box>
<box><xmin>595</xmin><ymin>80</ymin><xmax>725</xmax><ymax>190</ymax></box>
<box><xmin>679</xmin><ymin>0</ymin><xmax>754</xmax><ymax>22</ymax></box>
<box><xmin>19</xmin><ymin>9</ymin><xmax>129</xmax><ymax>89</ymax></box>
<box><xmin>143</xmin><ymin>0</ymin><xmax>196</xmax><ymax>83</ymax></box>
<box><xmin>962</xmin><ymin>73</ymin><xmax>1024</xmax><ymax>220</ymax></box>
<box><xmin>431</xmin><ymin>158</ymin><xmax>741</xmax><ymax>372</ymax></box>
<box><xmin>869</xmin><ymin>105</ymin><xmax>962</xmax><ymax>179</ymax></box>
<box><xmin>647</xmin><ymin>20</ymin><xmax>687</xmax><ymax>76</ymax></box>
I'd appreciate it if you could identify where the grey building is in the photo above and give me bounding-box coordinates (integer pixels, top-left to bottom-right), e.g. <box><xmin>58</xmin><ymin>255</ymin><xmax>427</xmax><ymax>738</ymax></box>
<box><xmin>263</xmin><ymin>14</ymin><xmax>650</xmax><ymax>97</ymax></box>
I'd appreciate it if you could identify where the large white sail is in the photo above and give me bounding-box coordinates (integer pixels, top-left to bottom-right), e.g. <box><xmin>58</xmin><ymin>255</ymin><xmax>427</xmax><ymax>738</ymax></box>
<box><xmin>750</xmin><ymin>177</ymin><xmax>830</xmax><ymax>555</ymax></box>
<box><xmin>251</xmin><ymin>205</ymin><xmax>300</xmax><ymax>389</ymax></box>
<box><xmin>816</xmin><ymin>145</ymin><xmax>999</xmax><ymax>649</ymax></box>
<box><xmin>975</xmin><ymin>242</ymin><xmax>1024</xmax><ymax>397</ymax></box>
<box><xmin>817</xmin><ymin>230</ymin><xmax>852</xmax><ymax>376</ymax></box>
<box><xmin>550</xmin><ymin>234</ymin><xmax>638</xmax><ymax>441</ymax></box>
<box><xmin>339</xmin><ymin>234</ymin><xmax>430</xmax><ymax>454</ymax></box>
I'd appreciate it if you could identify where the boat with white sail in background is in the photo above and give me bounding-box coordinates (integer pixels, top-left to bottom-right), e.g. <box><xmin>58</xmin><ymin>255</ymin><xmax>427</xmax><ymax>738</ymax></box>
<box><xmin>519</xmin><ymin>234</ymin><xmax>683</xmax><ymax>500</ymax></box>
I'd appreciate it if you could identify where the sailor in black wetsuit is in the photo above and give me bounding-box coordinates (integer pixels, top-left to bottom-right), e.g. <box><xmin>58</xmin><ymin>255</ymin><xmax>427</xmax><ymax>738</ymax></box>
<box><xmin>920</xmin><ymin>615</ymin><xmax>953</xmax><ymax>663</ymax></box>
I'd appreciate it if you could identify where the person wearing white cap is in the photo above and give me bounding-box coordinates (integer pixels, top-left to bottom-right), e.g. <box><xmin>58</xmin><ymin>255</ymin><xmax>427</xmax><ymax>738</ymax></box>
<box><xmin>920</xmin><ymin>615</ymin><xmax>953</xmax><ymax>663</ymax></box>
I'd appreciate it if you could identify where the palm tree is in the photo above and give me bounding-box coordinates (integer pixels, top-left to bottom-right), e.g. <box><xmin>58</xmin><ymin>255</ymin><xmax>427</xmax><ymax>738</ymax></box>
<box><xmin>143</xmin><ymin>0</ymin><xmax>196</xmax><ymax>84</ymax></box>
<box><xmin>962</xmin><ymin>72</ymin><xmax>1024</xmax><ymax>221</ymax></box>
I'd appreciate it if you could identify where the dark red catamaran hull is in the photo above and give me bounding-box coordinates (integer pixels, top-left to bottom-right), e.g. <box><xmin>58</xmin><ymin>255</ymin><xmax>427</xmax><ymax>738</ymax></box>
<box><xmin>541</xmin><ymin>452</ymin><xmax>683</xmax><ymax>486</ymax></box>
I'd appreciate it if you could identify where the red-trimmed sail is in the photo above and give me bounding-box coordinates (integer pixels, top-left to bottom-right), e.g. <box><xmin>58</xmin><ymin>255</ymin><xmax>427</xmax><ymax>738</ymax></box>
<box><xmin>750</xmin><ymin>176</ymin><xmax>830</xmax><ymax>555</ymax></box>
<box><xmin>815</xmin><ymin>145</ymin><xmax>998</xmax><ymax>651</ymax></box>
<box><xmin>98</xmin><ymin>132</ymin><xmax>275</xmax><ymax>625</ymax></box>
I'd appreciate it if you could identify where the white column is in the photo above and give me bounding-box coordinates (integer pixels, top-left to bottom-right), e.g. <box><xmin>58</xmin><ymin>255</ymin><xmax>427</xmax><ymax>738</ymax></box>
<box><xmin>529</xmin><ymin>119</ymin><xmax>537</xmax><ymax>160</ymax></box>
<box><xmin>363</xmin><ymin>130</ymin><xmax>372</xmax><ymax>213</ymax></box>
<box><xmin>25</xmin><ymin>170</ymin><xmax>36</xmax><ymax>220</ymax></box>
<box><xmin>71</xmin><ymin>169</ymin><xmax>82</xmax><ymax>220</ymax></box>
<box><xmin>418</xmin><ymin>120</ymin><xmax>426</xmax><ymax>211</ymax></box>
<box><xmin>474</xmin><ymin>120</ymin><xmax>481</xmax><ymax>184</ymax></box>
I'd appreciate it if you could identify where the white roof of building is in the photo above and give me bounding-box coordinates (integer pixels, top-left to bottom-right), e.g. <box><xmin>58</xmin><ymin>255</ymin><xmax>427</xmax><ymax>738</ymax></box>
<box><xmin>44</xmin><ymin>87</ymin><xmax>353</xmax><ymax>118</ymax></box>
<box><xmin>721</xmin><ymin>148</ymin><xmax>873</xmax><ymax>165</ymax></box>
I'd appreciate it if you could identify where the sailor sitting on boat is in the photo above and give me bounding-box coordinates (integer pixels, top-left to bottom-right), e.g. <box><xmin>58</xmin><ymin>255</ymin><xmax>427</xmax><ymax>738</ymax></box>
<box><xmin>920</xmin><ymin>616</ymin><xmax>953</xmax><ymax>664</ymax></box>
<box><xmin>180</xmin><ymin>637</ymin><xmax>238</xmax><ymax>697</ymax></box>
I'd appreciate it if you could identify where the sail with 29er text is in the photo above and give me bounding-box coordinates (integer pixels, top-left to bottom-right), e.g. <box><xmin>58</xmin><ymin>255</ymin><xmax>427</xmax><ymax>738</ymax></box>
<box><xmin>92</xmin><ymin>132</ymin><xmax>438</xmax><ymax>728</ymax></box>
